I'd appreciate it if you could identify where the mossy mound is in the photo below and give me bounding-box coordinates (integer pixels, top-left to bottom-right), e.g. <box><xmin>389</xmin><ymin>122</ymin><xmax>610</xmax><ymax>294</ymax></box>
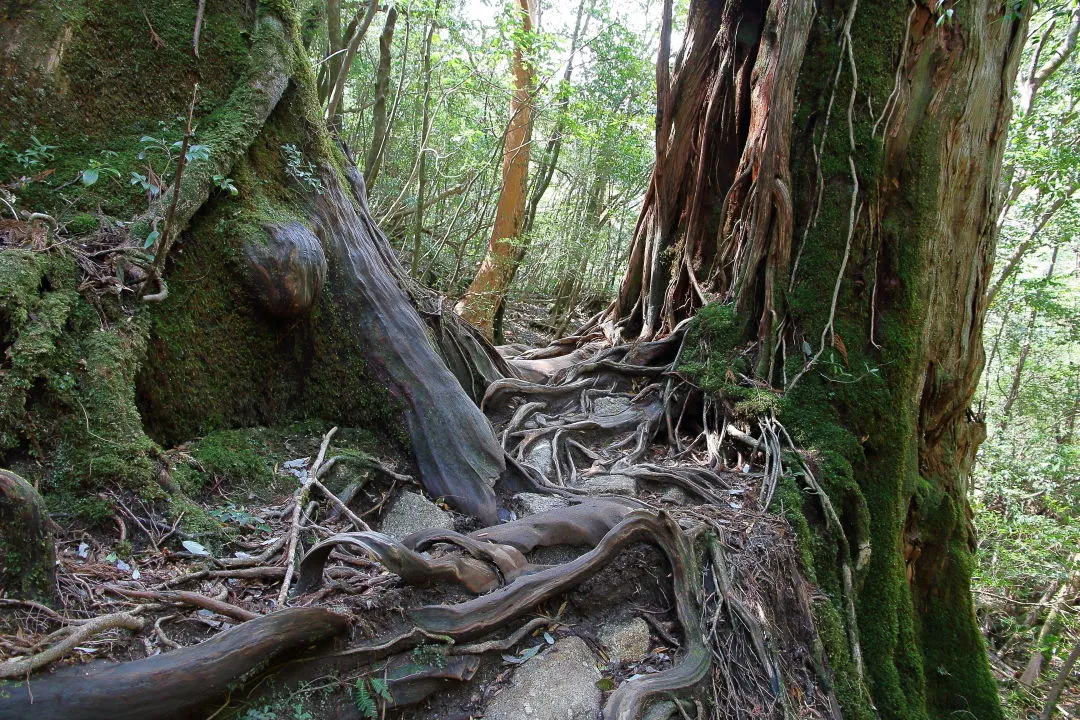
<box><xmin>0</xmin><ymin>248</ymin><xmax>163</xmax><ymax>520</ymax></box>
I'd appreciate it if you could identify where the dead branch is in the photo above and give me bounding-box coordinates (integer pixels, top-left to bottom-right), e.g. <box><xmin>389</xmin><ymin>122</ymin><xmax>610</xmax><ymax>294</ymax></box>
<box><xmin>0</xmin><ymin>610</ymin><xmax>145</xmax><ymax>679</ymax></box>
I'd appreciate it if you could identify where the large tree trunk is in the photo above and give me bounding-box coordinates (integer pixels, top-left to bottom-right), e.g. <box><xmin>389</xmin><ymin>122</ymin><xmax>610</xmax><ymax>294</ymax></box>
<box><xmin>454</xmin><ymin>0</ymin><xmax>537</xmax><ymax>340</ymax></box>
<box><xmin>0</xmin><ymin>0</ymin><xmax>504</xmax><ymax>523</ymax></box>
<box><xmin>596</xmin><ymin>0</ymin><xmax>1029</xmax><ymax>718</ymax></box>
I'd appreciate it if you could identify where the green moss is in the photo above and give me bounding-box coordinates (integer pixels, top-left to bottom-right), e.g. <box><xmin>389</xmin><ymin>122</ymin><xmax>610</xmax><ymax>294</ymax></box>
<box><xmin>188</xmin><ymin>429</ymin><xmax>276</xmax><ymax>489</ymax></box>
<box><xmin>0</xmin><ymin>249</ymin><xmax>167</xmax><ymax>524</ymax></box>
<box><xmin>0</xmin><ymin>0</ymin><xmax>254</xmax><ymax>220</ymax></box>
<box><xmin>167</xmin><ymin>494</ymin><xmax>230</xmax><ymax>542</ymax></box>
<box><xmin>64</xmin><ymin>213</ymin><xmax>100</xmax><ymax>235</ymax></box>
<box><xmin>135</xmin><ymin>86</ymin><xmax>406</xmax><ymax>452</ymax></box>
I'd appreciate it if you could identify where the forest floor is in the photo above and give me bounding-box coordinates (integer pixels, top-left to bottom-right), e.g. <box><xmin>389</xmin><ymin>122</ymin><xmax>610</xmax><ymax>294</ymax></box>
<box><xmin>0</xmin><ymin>302</ymin><xmax>872</xmax><ymax>719</ymax></box>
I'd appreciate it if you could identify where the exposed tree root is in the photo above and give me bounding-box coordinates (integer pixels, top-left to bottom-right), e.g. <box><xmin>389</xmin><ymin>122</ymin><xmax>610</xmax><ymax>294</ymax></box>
<box><xmin>0</xmin><ymin>610</ymin><xmax>145</xmax><ymax>681</ymax></box>
<box><xmin>0</xmin><ymin>331</ymin><xmax>840</xmax><ymax>720</ymax></box>
<box><xmin>0</xmin><ymin>609</ymin><xmax>348</xmax><ymax>720</ymax></box>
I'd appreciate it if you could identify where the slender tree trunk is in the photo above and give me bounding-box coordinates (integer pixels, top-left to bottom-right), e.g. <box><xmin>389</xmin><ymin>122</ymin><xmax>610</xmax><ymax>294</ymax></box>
<box><xmin>321</xmin><ymin>0</ymin><xmax>343</xmax><ymax>104</ymax></box>
<box><xmin>454</xmin><ymin>0</ymin><xmax>537</xmax><ymax>340</ymax></box>
<box><xmin>411</xmin><ymin>8</ymin><xmax>438</xmax><ymax>277</ymax></box>
<box><xmin>999</xmin><ymin>247</ymin><xmax>1059</xmax><ymax>427</ymax></box>
<box><xmin>364</xmin><ymin>6</ymin><xmax>398</xmax><ymax>189</ymax></box>
<box><xmin>1040</xmin><ymin>637</ymin><xmax>1080</xmax><ymax>720</ymax></box>
<box><xmin>987</xmin><ymin>189</ymin><xmax>1074</xmax><ymax>308</ymax></box>
<box><xmin>522</xmin><ymin>0</ymin><xmax>591</xmax><ymax>237</ymax></box>
<box><xmin>326</xmin><ymin>0</ymin><xmax>380</xmax><ymax>127</ymax></box>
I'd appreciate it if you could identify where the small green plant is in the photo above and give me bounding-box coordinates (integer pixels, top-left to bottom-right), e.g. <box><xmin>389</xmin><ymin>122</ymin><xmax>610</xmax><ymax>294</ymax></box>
<box><xmin>352</xmin><ymin>677</ymin><xmax>392</xmax><ymax>719</ymax></box>
<box><xmin>240</xmin><ymin>706</ymin><xmax>277</xmax><ymax>720</ymax></box>
<box><xmin>135</xmin><ymin>126</ymin><xmax>211</xmax><ymax>199</ymax></box>
<box><xmin>208</xmin><ymin>503</ymin><xmax>271</xmax><ymax>533</ymax></box>
<box><xmin>213</xmin><ymin>174</ymin><xmax>238</xmax><ymax>196</ymax></box>
<box><xmin>411</xmin><ymin>640</ymin><xmax>448</xmax><ymax>669</ymax></box>
<box><xmin>81</xmin><ymin>152</ymin><xmax>122</xmax><ymax>186</ymax></box>
<box><xmin>13</xmin><ymin>136</ymin><xmax>57</xmax><ymax>169</ymax></box>
<box><xmin>280</xmin><ymin>144</ymin><xmax>324</xmax><ymax>195</ymax></box>
<box><xmin>130</xmin><ymin>171</ymin><xmax>162</xmax><ymax>198</ymax></box>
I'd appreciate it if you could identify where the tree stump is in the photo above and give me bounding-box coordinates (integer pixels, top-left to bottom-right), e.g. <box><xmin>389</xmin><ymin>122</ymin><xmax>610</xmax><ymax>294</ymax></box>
<box><xmin>0</xmin><ymin>469</ymin><xmax>55</xmax><ymax>602</ymax></box>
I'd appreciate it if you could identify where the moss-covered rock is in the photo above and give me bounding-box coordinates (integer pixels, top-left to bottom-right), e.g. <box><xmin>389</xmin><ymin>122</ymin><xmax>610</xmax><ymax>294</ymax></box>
<box><xmin>0</xmin><ymin>469</ymin><xmax>55</xmax><ymax>602</ymax></box>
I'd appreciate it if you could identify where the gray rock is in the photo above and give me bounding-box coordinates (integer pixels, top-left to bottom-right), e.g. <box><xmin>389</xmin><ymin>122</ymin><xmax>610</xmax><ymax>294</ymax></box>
<box><xmin>523</xmin><ymin>440</ymin><xmax>555</xmax><ymax>476</ymax></box>
<box><xmin>592</xmin><ymin>395</ymin><xmax>633</xmax><ymax>416</ymax></box>
<box><xmin>515</xmin><ymin>492</ymin><xmax>569</xmax><ymax>516</ymax></box>
<box><xmin>643</xmin><ymin>700</ymin><xmax>677</xmax><ymax>720</ymax></box>
<box><xmin>599</xmin><ymin>617</ymin><xmax>651</xmax><ymax>662</ymax></box>
<box><xmin>528</xmin><ymin>544</ymin><xmax>586</xmax><ymax>565</ymax></box>
<box><xmin>579</xmin><ymin>474</ymin><xmax>638</xmax><ymax>496</ymax></box>
<box><xmin>485</xmin><ymin>636</ymin><xmax>602</xmax><ymax>720</ymax></box>
<box><xmin>660</xmin><ymin>487</ymin><xmax>689</xmax><ymax>505</ymax></box>
<box><xmin>379</xmin><ymin>490</ymin><xmax>454</xmax><ymax>540</ymax></box>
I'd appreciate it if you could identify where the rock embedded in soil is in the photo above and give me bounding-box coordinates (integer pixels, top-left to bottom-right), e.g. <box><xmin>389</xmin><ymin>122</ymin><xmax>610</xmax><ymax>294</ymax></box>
<box><xmin>379</xmin><ymin>490</ymin><xmax>454</xmax><ymax>540</ymax></box>
<box><xmin>514</xmin><ymin>492</ymin><xmax>569</xmax><ymax>516</ymax></box>
<box><xmin>599</xmin><ymin>616</ymin><xmax>651</xmax><ymax>662</ymax></box>
<box><xmin>484</xmin><ymin>636</ymin><xmax>602</xmax><ymax>720</ymax></box>
<box><xmin>522</xmin><ymin>439</ymin><xmax>555</xmax><ymax>476</ymax></box>
<box><xmin>528</xmin><ymin>544</ymin><xmax>587</xmax><ymax>566</ymax></box>
<box><xmin>643</xmin><ymin>700</ymin><xmax>678</xmax><ymax>720</ymax></box>
<box><xmin>578</xmin><ymin>473</ymin><xmax>637</xmax><ymax>496</ymax></box>
<box><xmin>592</xmin><ymin>395</ymin><xmax>633</xmax><ymax>416</ymax></box>
<box><xmin>660</xmin><ymin>487</ymin><xmax>689</xmax><ymax>505</ymax></box>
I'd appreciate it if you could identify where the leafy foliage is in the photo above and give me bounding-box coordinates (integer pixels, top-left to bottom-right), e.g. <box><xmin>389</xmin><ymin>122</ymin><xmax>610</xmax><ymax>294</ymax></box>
<box><xmin>351</xmin><ymin>676</ymin><xmax>392</xmax><ymax>719</ymax></box>
<box><xmin>972</xmin><ymin>0</ymin><xmax>1080</xmax><ymax>714</ymax></box>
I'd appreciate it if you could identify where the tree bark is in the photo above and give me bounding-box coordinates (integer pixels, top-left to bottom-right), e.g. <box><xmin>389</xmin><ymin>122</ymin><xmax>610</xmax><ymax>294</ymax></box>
<box><xmin>0</xmin><ymin>1</ymin><xmax>505</xmax><ymax>523</ymax></box>
<box><xmin>363</xmin><ymin>6</ymin><xmax>398</xmax><ymax>189</ymax></box>
<box><xmin>454</xmin><ymin>0</ymin><xmax>537</xmax><ymax>340</ymax></box>
<box><xmin>594</xmin><ymin>0</ymin><xmax>1029</xmax><ymax>717</ymax></box>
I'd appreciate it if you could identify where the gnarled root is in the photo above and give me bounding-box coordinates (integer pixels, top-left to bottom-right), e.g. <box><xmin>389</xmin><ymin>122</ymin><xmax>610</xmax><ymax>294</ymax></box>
<box><xmin>0</xmin><ymin>608</ymin><xmax>349</xmax><ymax>720</ymax></box>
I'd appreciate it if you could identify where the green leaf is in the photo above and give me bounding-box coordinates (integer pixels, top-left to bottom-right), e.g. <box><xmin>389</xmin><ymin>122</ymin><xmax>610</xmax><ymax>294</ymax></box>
<box><xmin>353</xmin><ymin>679</ymin><xmax>377</xmax><ymax>719</ymax></box>
<box><xmin>81</xmin><ymin>168</ymin><xmax>99</xmax><ymax>186</ymax></box>
<box><xmin>143</xmin><ymin>230</ymin><xmax>160</xmax><ymax>249</ymax></box>
<box><xmin>370</xmin><ymin>677</ymin><xmax>392</xmax><ymax>702</ymax></box>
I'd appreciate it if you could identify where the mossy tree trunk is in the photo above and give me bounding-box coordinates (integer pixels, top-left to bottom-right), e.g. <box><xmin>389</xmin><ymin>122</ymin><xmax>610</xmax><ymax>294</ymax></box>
<box><xmin>0</xmin><ymin>0</ymin><xmax>506</xmax><ymax>523</ymax></box>
<box><xmin>599</xmin><ymin>0</ymin><xmax>1028</xmax><ymax>718</ymax></box>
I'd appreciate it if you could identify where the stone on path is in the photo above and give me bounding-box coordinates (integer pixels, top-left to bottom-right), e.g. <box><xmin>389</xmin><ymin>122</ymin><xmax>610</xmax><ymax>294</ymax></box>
<box><xmin>578</xmin><ymin>473</ymin><xmax>637</xmax><ymax>496</ymax></box>
<box><xmin>522</xmin><ymin>439</ymin><xmax>555</xmax><ymax>476</ymax></box>
<box><xmin>599</xmin><ymin>616</ymin><xmax>651</xmax><ymax>662</ymax></box>
<box><xmin>515</xmin><ymin>492</ymin><xmax>569</xmax><ymax>516</ymax></box>
<box><xmin>484</xmin><ymin>636</ymin><xmax>602</xmax><ymax>720</ymax></box>
<box><xmin>379</xmin><ymin>490</ymin><xmax>454</xmax><ymax>540</ymax></box>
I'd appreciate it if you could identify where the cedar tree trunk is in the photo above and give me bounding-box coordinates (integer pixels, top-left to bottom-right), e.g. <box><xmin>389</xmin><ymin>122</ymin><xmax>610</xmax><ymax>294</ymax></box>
<box><xmin>600</xmin><ymin>0</ymin><xmax>1028</xmax><ymax>718</ymax></box>
<box><xmin>0</xmin><ymin>0</ymin><xmax>505</xmax><ymax>524</ymax></box>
